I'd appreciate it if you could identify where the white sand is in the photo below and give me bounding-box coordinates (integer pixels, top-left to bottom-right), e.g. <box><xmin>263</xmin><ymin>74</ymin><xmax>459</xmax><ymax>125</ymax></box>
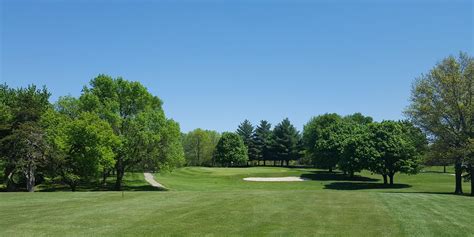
<box><xmin>144</xmin><ymin>172</ymin><xmax>166</xmax><ymax>188</ymax></box>
<box><xmin>243</xmin><ymin>177</ymin><xmax>309</xmax><ymax>182</ymax></box>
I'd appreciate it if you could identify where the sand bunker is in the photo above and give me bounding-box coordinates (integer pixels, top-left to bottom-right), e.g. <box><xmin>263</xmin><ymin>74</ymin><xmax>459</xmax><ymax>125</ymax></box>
<box><xmin>243</xmin><ymin>177</ymin><xmax>309</xmax><ymax>182</ymax></box>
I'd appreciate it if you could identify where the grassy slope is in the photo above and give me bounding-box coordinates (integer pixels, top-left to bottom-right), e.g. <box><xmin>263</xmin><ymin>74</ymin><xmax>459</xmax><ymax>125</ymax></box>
<box><xmin>0</xmin><ymin>167</ymin><xmax>472</xmax><ymax>236</ymax></box>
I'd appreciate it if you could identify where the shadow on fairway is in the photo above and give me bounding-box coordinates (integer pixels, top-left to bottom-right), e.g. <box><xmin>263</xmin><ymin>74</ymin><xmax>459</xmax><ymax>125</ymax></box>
<box><xmin>300</xmin><ymin>171</ymin><xmax>379</xmax><ymax>182</ymax></box>
<box><xmin>38</xmin><ymin>184</ymin><xmax>165</xmax><ymax>192</ymax></box>
<box><xmin>324</xmin><ymin>182</ymin><xmax>411</xmax><ymax>190</ymax></box>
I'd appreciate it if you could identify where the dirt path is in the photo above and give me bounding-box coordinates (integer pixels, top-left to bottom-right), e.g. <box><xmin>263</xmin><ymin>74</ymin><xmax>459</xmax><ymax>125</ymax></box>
<box><xmin>144</xmin><ymin>172</ymin><xmax>166</xmax><ymax>189</ymax></box>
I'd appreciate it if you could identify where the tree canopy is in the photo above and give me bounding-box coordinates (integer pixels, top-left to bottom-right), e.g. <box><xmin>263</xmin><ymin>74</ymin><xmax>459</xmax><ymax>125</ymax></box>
<box><xmin>213</xmin><ymin>132</ymin><xmax>248</xmax><ymax>166</ymax></box>
<box><xmin>406</xmin><ymin>52</ymin><xmax>473</xmax><ymax>194</ymax></box>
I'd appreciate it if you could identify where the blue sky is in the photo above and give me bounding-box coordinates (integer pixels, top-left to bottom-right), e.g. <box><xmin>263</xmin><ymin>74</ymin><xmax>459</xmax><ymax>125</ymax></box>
<box><xmin>1</xmin><ymin>0</ymin><xmax>473</xmax><ymax>132</ymax></box>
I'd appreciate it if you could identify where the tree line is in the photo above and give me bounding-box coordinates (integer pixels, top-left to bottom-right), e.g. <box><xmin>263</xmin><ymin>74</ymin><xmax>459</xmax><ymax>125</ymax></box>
<box><xmin>182</xmin><ymin>114</ymin><xmax>425</xmax><ymax>186</ymax></box>
<box><xmin>1</xmin><ymin>53</ymin><xmax>472</xmax><ymax>195</ymax></box>
<box><xmin>0</xmin><ymin>75</ymin><xmax>185</xmax><ymax>191</ymax></box>
<box><xmin>181</xmin><ymin>52</ymin><xmax>473</xmax><ymax>195</ymax></box>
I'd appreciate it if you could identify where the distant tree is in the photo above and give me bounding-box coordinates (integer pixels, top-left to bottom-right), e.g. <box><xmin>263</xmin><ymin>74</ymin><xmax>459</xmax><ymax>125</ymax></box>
<box><xmin>55</xmin><ymin>95</ymin><xmax>81</xmax><ymax>119</ymax></box>
<box><xmin>236</xmin><ymin>120</ymin><xmax>255</xmax><ymax>164</ymax></box>
<box><xmin>251</xmin><ymin>120</ymin><xmax>272</xmax><ymax>165</ymax></box>
<box><xmin>271</xmin><ymin>118</ymin><xmax>301</xmax><ymax>167</ymax></box>
<box><xmin>182</xmin><ymin>129</ymin><xmax>220</xmax><ymax>166</ymax></box>
<box><xmin>423</xmin><ymin>139</ymin><xmax>454</xmax><ymax>173</ymax></box>
<box><xmin>368</xmin><ymin>121</ymin><xmax>422</xmax><ymax>185</ymax></box>
<box><xmin>405</xmin><ymin>52</ymin><xmax>473</xmax><ymax>194</ymax></box>
<box><xmin>303</xmin><ymin>113</ymin><xmax>342</xmax><ymax>171</ymax></box>
<box><xmin>213</xmin><ymin>132</ymin><xmax>248</xmax><ymax>167</ymax></box>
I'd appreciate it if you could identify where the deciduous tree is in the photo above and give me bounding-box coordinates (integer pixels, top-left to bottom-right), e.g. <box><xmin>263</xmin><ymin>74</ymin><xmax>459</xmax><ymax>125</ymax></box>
<box><xmin>406</xmin><ymin>52</ymin><xmax>473</xmax><ymax>194</ymax></box>
<box><xmin>213</xmin><ymin>132</ymin><xmax>248</xmax><ymax>166</ymax></box>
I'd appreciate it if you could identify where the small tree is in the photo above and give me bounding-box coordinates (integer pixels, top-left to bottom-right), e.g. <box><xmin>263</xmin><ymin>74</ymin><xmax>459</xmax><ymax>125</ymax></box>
<box><xmin>368</xmin><ymin>121</ymin><xmax>422</xmax><ymax>185</ymax></box>
<box><xmin>213</xmin><ymin>132</ymin><xmax>248</xmax><ymax>167</ymax></box>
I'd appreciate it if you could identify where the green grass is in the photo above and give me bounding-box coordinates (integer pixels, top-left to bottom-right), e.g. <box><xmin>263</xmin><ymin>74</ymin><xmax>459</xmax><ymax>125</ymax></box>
<box><xmin>0</xmin><ymin>167</ymin><xmax>472</xmax><ymax>236</ymax></box>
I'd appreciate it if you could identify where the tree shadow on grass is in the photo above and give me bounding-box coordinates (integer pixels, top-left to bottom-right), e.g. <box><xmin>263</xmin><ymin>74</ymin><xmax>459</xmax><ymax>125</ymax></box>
<box><xmin>300</xmin><ymin>171</ymin><xmax>379</xmax><ymax>182</ymax></box>
<box><xmin>324</xmin><ymin>182</ymin><xmax>412</xmax><ymax>190</ymax></box>
<box><xmin>38</xmin><ymin>181</ymin><xmax>166</xmax><ymax>192</ymax></box>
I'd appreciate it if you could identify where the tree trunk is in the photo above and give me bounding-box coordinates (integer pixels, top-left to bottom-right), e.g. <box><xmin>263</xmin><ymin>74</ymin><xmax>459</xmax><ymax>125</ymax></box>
<box><xmin>263</xmin><ymin>160</ymin><xmax>266</xmax><ymax>166</ymax></box>
<box><xmin>382</xmin><ymin>175</ymin><xmax>388</xmax><ymax>185</ymax></box>
<box><xmin>454</xmin><ymin>162</ymin><xmax>463</xmax><ymax>194</ymax></box>
<box><xmin>470</xmin><ymin>164</ymin><xmax>473</xmax><ymax>197</ymax></box>
<box><xmin>349</xmin><ymin>171</ymin><xmax>354</xmax><ymax>178</ymax></box>
<box><xmin>25</xmin><ymin>165</ymin><xmax>35</xmax><ymax>192</ymax></box>
<box><xmin>443</xmin><ymin>165</ymin><xmax>446</xmax><ymax>173</ymax></box>
<box><xmin>388</xmin><ymin>173</ymin><xmax>394</xmax><ymax>185</ymax></box>
<box><xmin>329</xmin><ymin>167</ymin><xmax>333</xmax><ymax>173</ymax></box>
<box><xmin>102</xmin><ymin>170</ymin><xmax>108</xmax><ymax>186</ymax></box>
<box><xmin>6</xmin><ymin>170</ymin><xmax>16</xmax><ymax>191</ymax></box>
<box><xmin>115</xmin><ymin>158</ymin><xmax>125</xmax><ymax>191</ymax></box>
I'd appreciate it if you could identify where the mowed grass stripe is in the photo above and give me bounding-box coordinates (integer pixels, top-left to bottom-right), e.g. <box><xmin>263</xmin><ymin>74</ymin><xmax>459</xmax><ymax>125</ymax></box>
<box><xmin>0</xmin><ymin>191</ymin><xmax>399</xmax><ymax>236</ymax></box>
<box><xmin>0</xmin><ymin>167</ymin><xmax>472</xmax><ymax>236</ymax></box>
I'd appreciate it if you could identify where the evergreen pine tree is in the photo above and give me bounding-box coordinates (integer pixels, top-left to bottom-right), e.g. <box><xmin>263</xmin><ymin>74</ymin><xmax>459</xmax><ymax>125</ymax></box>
<box><xmin>236</xmin><ymin>120</ymin><xmax>255</xmax><ymax>164</ymax></box>
<box><xmin>251</xmin><ymin>120</ymin><xmax>272</xmax><ymax>165</ymax></box>
<box><xmin>271</xmin><ymin>118</ymin><xmax>301</xmax><ymax>166</ymax></box>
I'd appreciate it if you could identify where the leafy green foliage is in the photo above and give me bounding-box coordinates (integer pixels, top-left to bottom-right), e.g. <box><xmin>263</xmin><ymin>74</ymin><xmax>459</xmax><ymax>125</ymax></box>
<box><xmin>0</xmin><ymin>85</ymin><xmax>52</xmax><ymax>191</ymax></box>
<box><xmin>213</xmin><ymin>132</ymin><xmax>248</xmax><ymax>166</ymax></box>
<box><xmin>79</xmin><ymin>75</ymin><xmax>183</xmax><ymax>190</ymax></box>
<box><xmin>406</xmin><ymin>52</ymin><xmax>473</xmax><ymax>194</ymax></box>
<box><xmin>61</xmin><ymin>112</ymin><xmax>120</xmax><ymax>191</ymax></box>
<box><xmin>182</xmin><ymin>129</ymin><xmax>220</xmax><ymax>166</ymax></box>
<box><xmin>367</xmin><ymin>121</ymin><xmax>423</xmax><ymax>184</ymax></box>
<box><xmin>303</xmin><ymin>113</ymin><xmax>343</xmax><ymax>171</ymax></box>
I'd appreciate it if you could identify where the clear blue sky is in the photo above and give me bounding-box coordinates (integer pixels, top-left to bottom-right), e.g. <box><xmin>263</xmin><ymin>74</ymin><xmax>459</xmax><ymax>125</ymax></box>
<box><xmin>1</xmin><ymin>0</ymin><xmax>473</xmax><ymax>132</ymax></box>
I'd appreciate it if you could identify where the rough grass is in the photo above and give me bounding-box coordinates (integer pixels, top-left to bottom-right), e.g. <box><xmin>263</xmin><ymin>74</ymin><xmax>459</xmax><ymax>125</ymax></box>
<box><xmin>0</xmin><ymin>166</ymin><xmax>472</xmax><ymax>236</ymax></box>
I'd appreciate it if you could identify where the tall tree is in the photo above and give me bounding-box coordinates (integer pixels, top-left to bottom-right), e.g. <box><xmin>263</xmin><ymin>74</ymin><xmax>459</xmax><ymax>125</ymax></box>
<box><xmin>303</xmin><ymin>113</ymin><xmax>342</xmax><ymax>171</ymax></box>
<box><xmin>271</xmin><ymin>118</ymin><xmax>301</xmax><ymax>166</ymax></box>
<box><xmin>0</xmin><ymin>85</ymin><xmax>51</xmax><ymax>191</ymax></box>
<box><xmin>406</xmin><ymin>52</ymin><xmax>473</xmax><ymax>194</ymax></box>
<box><xmin>79</xmin><ymin>75</ymin><xmax>184</xmax><ymax>190</ymax></box>
<box><xmin>251</xmin><ymin>120</ymin><xmax>272</xmax><ymax>165</ymax></box>
<box><xmin>236</xmin><ymin>120</ymin><xmax>255</xmax><ymax>164</ymax></box>
<box><xmin>213</xmin><ymin>132</ymin><xmax>248</xmax><ymax>167</ymax></box>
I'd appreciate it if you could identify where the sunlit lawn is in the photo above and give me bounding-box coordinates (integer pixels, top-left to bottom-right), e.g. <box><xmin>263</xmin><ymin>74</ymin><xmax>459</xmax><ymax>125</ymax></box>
<box><xmin>0</xmin><ymin>166</ymin><xmax>472</xmax><ymax>236</ymax></box>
